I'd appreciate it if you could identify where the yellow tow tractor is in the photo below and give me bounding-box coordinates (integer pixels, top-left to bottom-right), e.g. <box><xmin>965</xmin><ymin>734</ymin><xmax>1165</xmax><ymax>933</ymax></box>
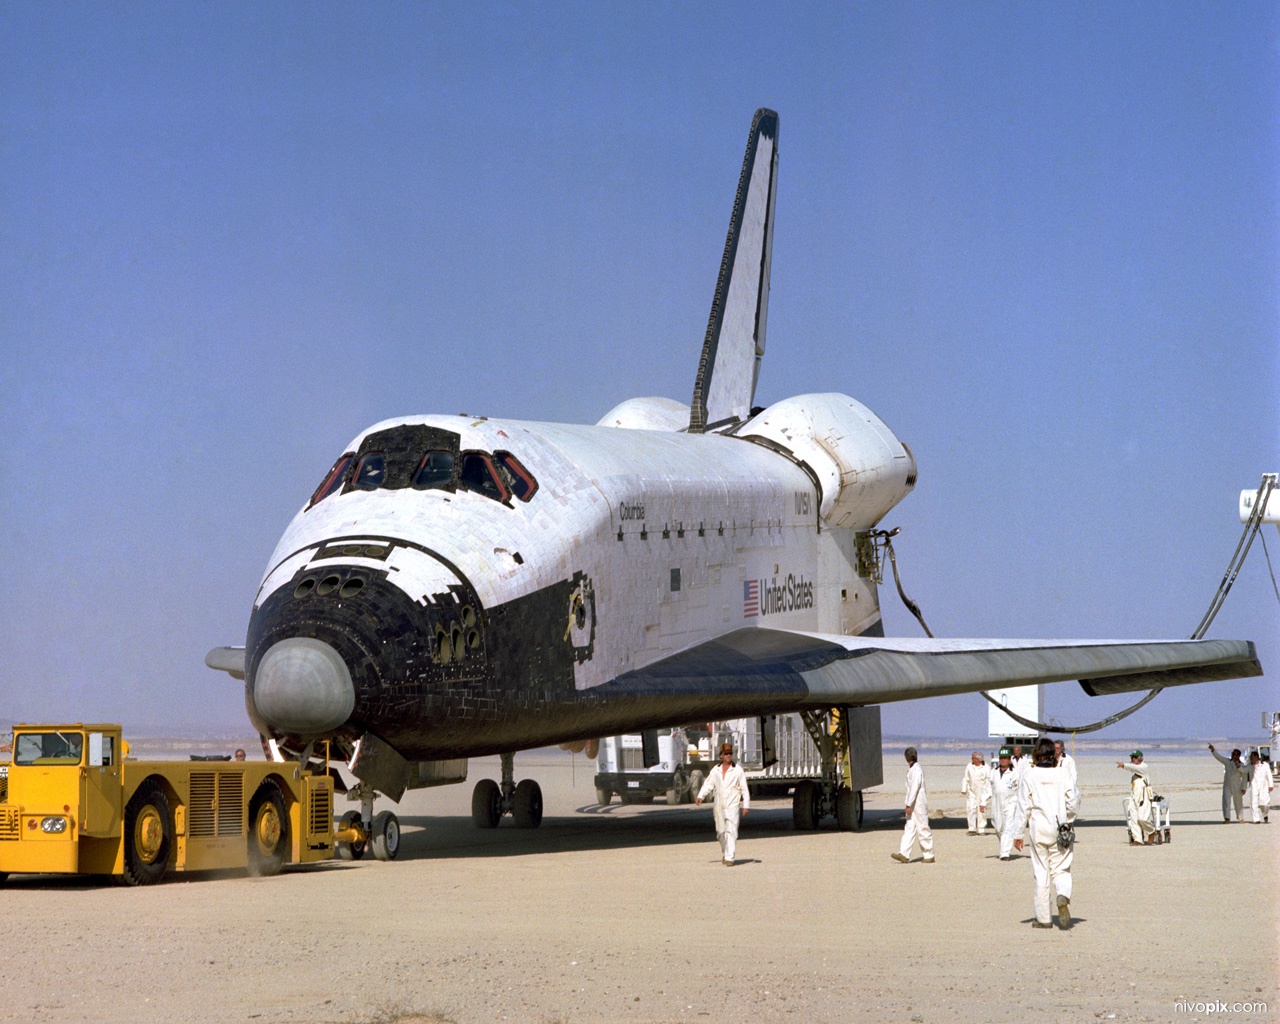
<box><xmin>0</xmin><ymin>723</ymin><xmax>341</xmax><ymax>885</ymax></box>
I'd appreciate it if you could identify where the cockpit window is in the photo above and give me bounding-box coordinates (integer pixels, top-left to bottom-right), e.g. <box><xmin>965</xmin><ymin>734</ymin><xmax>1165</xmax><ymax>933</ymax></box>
<box><xmin>493</xmin><ymin>451</ymin><xmax>538</xmax><ymax>501</ymax></box>
<box><xmin>308</xmin><ymin>442</ymin><xmax>532</xmax><ymax>507</ymax></box>
<box><xmin>412</xmin><ymin>450</ymin><xmax>455</xmax><ymax>490</ymax></box>
<box><xmin>352</xmin><ymin>453</ymin><xmax>386</xmax><ymax>491</ymax></box>
<box><xmin>459</xmin><ymin>453</ymin><xmax>509</xmax><ymax>502</ymax></box>
<box><xmin>309</xmin><ymin>453</ymin><xmax>354</xmax><ymax>508</ymax></box>
<box><xmin>15</xmin><ymin>731</ymin><xmax>83</xmax><ymax>766</ymax></box>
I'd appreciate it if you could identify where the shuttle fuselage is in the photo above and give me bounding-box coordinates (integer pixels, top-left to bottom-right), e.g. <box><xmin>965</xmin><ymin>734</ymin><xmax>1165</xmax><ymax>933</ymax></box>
<box><xmin>245</xmin><ymin>394</ymin><xmax>915</xmax><ymax>758</ymax></box>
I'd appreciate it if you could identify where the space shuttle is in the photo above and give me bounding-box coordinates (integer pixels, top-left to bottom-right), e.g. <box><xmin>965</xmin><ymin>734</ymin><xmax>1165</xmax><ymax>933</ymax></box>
<box><xmin>208</xmin><ymin>110</ymin><xmax>1260</xmax><ymax>850</ymax></box>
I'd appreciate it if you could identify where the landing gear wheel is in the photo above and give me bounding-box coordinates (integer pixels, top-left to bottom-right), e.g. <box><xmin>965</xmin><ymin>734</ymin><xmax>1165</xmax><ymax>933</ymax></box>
<box><xmin>122</xmin><ymin>779</ymin><xmax>173</xmax><ymax>886</ymax></box>
<box><xmin>793</xmin><ymin>780</ymin><xmax>820</xmax><ymax>831</ymax></box>
<box><xmin>595</xmin><ymin>787</ymin><xmax>612</xmax><ymax>805</ymax></box>
<box><xmin>836</xmin><ymin>788</ymin><xmax>863</xmax><ymax>831</ymax></box>
<box><xmin>371</xmin><ymin>810</ymin><xmax>400</xmax><ymax>860</ymax></box>
<box><xmin>336</xmin><ymin>809</ymin><xmax>366</xmax><ymax>860</ymax></box>
<box><xmin>513</xmin><ymin>779</ymin><xmax>543</xmax><ymax>828</ymax></box>
<box><xmin>472</xmin><ymin>778</ymin><xmax>502</xmax><ymax>828</ymax></box>
<box><xmin>247</xmin><ymin>780</ymin><xmax>289</xmax><ymax>877</ymax></box>
<box><xmin>666</xmin><ymin>785</ymin><xmax>682</xmax><ymax>805</ymax></box>
<box><xmin>688</xmin><ymin>770</ymin><xmax>705</xmax><ymax>804</ymax></box>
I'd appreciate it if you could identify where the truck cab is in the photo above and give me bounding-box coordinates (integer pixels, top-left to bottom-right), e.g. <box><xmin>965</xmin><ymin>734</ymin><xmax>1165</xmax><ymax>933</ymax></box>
<box><xmin>1</xmin><ymin>725</ymin><xmax>123</xmax><ymax>875</ymax></box>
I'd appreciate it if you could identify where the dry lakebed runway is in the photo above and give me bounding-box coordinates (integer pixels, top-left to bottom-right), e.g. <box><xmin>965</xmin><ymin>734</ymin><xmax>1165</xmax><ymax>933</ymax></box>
<box><xmin>1</xmin><ymin>750</ymin><xmax>1274</xmax><ymax>1024</ymax></box>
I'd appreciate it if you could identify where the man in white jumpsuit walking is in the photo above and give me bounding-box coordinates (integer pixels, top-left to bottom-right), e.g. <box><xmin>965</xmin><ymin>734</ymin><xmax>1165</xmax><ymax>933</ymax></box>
<box><xmin>962</xmin><ymin>751</ymin><xmax>991</xmax><ymax>835</ymax></box>
<box><xmin>991</xmin><ymin>747</ymin><xmax>1020</xmax><ymax>859</ymax></box>
<box><xmin>1208</xmin><ymin>744</ymin><xmax>1249</xmax><ymax>822</ymax></box>
<box><xmin>1117</xmin><ymin>750</ymin><xmax>1155</xmax><ymax>845</ymax></box>
<box><xmin>1014</xmin><ymin>737</ymin><xmax>1079</xmax><ymax>929</ymax></box>
<box><xmin>695</xmin><ymin>742</ymin><xmax>750</xmax><ymax>865</ymax></box>
<box><xmin>1247</xmin><ymin>751</ymin><xmax>1273</xmax><ymax>823</ymax></box>
<box><xmin>892</xmin><ymin>747</ymin><xmax>934</xmax><ymax>863</ymax></box>
<box><xmin>1011</xmin><ymin>744</ymin><xmax>1030</xmax><ymax>775</ymax></box>
<box><xmin>1054</xmin><ymin>740</ymin><xmax>1077</xmax><ymax>789</ymax></box>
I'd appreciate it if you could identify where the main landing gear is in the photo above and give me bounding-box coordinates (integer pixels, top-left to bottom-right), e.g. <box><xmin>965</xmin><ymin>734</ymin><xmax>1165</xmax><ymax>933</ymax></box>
<box><xmin>791</xmin><ymin>709</ymin><xmax>865</xmax><ymax>832</ymax></box>
<box><xmin>472</xmin><ymin>752</ymin><xmax>543</xmax><ymax>829</ymax></box>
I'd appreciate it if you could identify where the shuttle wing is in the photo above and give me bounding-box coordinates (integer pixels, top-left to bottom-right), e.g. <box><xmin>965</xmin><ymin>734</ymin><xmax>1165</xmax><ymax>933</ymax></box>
<box><xmin>690</xmin><ymin>108</ymin><xmax>779</xmax><ymax>433</ymax></box>
<box><xmin>603</xmin><ymin>628</ymin><xmax>1260</xmax><ymax>713</ymax></box>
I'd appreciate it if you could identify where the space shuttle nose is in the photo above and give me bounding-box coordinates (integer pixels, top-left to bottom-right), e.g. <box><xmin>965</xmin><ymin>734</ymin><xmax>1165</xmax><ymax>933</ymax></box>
<box><xmin>253</xmin><ymin>637</ymin><xmax>355</xmax><ymax>735</ymax></box>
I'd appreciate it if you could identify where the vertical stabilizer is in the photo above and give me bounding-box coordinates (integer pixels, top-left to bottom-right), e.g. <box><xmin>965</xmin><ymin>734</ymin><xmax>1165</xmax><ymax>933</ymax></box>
<box><xmin>690</xmin><ymin>109</ymin><xmax>779</xmax><ymax>433</ymax></box>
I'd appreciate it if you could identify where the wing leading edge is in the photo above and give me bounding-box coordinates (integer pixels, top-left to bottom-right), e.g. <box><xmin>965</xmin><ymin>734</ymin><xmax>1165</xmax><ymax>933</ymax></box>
<box><xmin>598</xmin><ymin>628</ymin><xmax>1260</xmax><ymax>718</ymax></box>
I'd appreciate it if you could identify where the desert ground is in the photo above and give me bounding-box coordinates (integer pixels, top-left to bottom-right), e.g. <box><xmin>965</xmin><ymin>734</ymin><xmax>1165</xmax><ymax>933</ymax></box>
<box><xmin>0</xmin><ymin>748</ymin><xmax>1274</xmax><ymax>1024</ymax></box>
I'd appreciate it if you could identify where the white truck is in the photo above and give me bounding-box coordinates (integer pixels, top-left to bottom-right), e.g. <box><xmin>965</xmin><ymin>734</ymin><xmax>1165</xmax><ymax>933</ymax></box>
<box><xmin>593</xmin><ymin>706</ymin><xmax>883</xmax><ymax>830</ymax></box>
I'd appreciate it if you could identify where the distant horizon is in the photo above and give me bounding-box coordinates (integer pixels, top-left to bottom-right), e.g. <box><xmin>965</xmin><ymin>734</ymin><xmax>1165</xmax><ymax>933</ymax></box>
<box><xmin>1</xmin><ymin>719</ymin><xmax>1267</xmax><ymax>749</ymax></box>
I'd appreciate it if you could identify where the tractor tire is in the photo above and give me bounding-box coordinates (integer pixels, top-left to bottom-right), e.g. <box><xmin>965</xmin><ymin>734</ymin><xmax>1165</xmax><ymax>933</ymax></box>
<box><xmin>247</xmin><ymin>780</ymin><xmax>289</xmax><ymax>877</ymax></box>
<box><xmin>122</xmin><ymin>779</ymin><xmax>173</xmax><ymax>886</ymax></box>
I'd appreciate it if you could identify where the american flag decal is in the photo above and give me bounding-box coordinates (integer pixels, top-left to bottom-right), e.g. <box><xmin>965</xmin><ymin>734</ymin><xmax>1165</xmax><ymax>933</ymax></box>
<box><xmin>743</xmin><ymin>579</ymin><xmax>759</xmax><ymax>618</ymax></box>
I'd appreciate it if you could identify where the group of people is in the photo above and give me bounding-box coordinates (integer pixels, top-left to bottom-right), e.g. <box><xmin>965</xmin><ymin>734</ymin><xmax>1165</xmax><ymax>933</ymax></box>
<box><xmin>693</xmin><ymin>735</ymin><xmax>1275</xmax><ymax>924</ymax></box>
<box><xmin>954</xmin><ymin>741</ymin><xmax>1076</xmax><ymax>857</ymax></box>
<box><xmin>894</xmin><ymin>740</ymin><xmax>1079</xmax><ymax>928</ymax></box>
<box><xmin>1209</xmin><ymin>744</ymin><xmax>1273</xmax><ymax>823</ymax></box>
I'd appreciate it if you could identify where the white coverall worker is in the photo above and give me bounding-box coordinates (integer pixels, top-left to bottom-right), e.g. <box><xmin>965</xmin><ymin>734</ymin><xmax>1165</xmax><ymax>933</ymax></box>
<box><xmin>1210</xmin><ymin>746</ymin><xmax>1248</xmax><ymax>821</ymax></box>
<box><xmin>1017</xmin><ymin>761</ymin><xmax>1079</xmax><ymax>927</ymax></box>
<box><xmin>1248</xmin><ymin>758</ymin><xmax>1274</xmax><ymax>823</ymax></box>
<box><xmin>1118</xmin><ymin>758</ymin><xmax>1155</xmax><ymax>843</ymax></box>
<box><xmin>696</xmin><ymin>758</ymin><xmax>750</xmax><ymax>864</ymax></box>
<box><xmin>991</xmin><ymin>762</ymin><xmax>1020</xmax><ymax>858</ymax></box>
<box><xmin>1058</xmin><ymin>751</ymin><xmax>1078</xmax><ymax>789</ymax></box>
<box><xmin>962</xmin><ymin>757</ymin><xmax>991</xmax><ymax>834</ymax></box>
<box><xmin>897</xmin><ymin>760</ymin><xmax>934</xmax><ymax>862</ymax></box>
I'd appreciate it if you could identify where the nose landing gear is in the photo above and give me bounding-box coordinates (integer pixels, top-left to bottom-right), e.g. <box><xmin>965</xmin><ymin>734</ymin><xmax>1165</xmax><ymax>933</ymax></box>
<box><xmin>334</xmin><ymin>790</ymin><xmax>401</xmax><ymax>861</ymax></box>
<box><xmin>471</xmin><ymin>752</ymin><xmax>543</xmax><ymax>829</ymax></box>
<box><xmin>270</xmin><ymin>732</ymin><xmax>405</xmax><ymax>862</ymax></box>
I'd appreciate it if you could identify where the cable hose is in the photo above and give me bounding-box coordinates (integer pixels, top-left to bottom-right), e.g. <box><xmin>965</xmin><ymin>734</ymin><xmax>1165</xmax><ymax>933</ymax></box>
<box><xmin>871</xmin><ymin>471</ymin><xmax>1277</xmax><ymax>737</ymax></box>
<box><xmin>1192</xmin><ymin>473</ymin><xmax>1276</xmax><ymax>639</ymax></box>
<box><xmin>1261</xmin><ymin>531</ymin><xmax>1280</xmax><ymax>608</ymax></box>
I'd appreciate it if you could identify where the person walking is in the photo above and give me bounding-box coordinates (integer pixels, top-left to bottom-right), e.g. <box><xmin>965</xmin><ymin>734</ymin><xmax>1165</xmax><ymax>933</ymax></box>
<box><xmin>695</xmin><ymin>742</ymin><xmax>750</xmax><ymax>865</ymax></box>
<box><xmin>1011</xmin><ymin>744</ymin><xmax>1031</xmax><ymax>779</ymax></box>
<box><xmin>1208</xmin><ymin>744</ymin><xmax>1249</xmax><ymax>822</ymax></box>
<box><xmin>892</xmin><ymin>747</ymin><xmax>934</xmax><ymax>864</ymax></box>
<box><xmin>991</xmin><ymin>747</ymin><xmax>1020</xmax><ymax>860</ymax></box>
<box><xmin>1014</xmin><ymin>737</ymin><xmax>1079</xmax><ymax>929</ymax></box>
<box><xmin>962</xmin><ymin>751</ymin><xmax>991</xmax><ymax>835</ymax></box>
<box><xmin>1247</xmin><ymin>751</ymin><xmax>1273</xmax><ymax>823</ymax></box>
<box><xmin>1054</xmin><ymin>740</ymin><xmax>1077</xmax><ymax>789</ymax></box>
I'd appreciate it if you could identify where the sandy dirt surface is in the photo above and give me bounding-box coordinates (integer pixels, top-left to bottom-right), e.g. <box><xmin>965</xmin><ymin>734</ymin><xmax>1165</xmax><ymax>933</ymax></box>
<box><xmin>1</xmin><ymin>750</ymin><xmax>1274</xmax><ymax>1024</ymax></box>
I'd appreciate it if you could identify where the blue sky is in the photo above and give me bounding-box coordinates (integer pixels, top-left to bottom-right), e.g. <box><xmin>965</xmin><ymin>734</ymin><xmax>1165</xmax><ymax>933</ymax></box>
<box><xmin>1</xmin><ymin>3</ymin><xmax>1276</xmax><ymax>739</ymax></box>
